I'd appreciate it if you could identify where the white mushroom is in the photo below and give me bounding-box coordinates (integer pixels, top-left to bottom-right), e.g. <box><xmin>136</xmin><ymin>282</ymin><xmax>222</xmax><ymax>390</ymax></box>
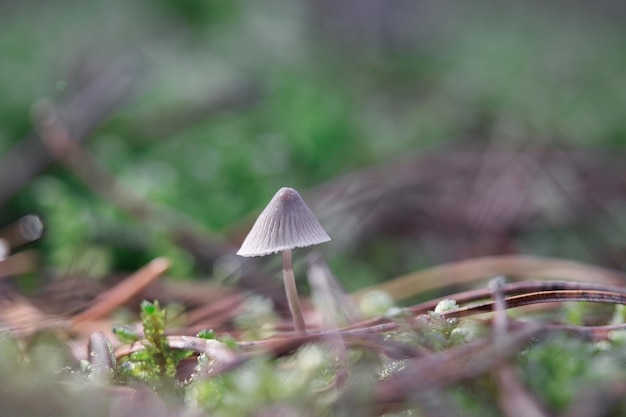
<box><xmin>237</xmin><ymin>187</ymin><xmax>331</xmax><ymax>333</ymax></box>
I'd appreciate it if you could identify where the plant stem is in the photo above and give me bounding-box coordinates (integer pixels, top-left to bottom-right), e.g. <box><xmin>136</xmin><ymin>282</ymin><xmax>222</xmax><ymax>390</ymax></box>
<box><xmin>282</xmin><ymin>249</ymin><xmax>306</xmax><ymax>333</ymax></box>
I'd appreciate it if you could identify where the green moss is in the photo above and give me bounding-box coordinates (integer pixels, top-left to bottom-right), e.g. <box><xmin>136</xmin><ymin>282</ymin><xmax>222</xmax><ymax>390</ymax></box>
<box><xmin>116</xmin><ymin>300</ymin><xmax>191</xmax><ymax>391</ymax></box>
<box><xmin>519</xmin><ymin>334</ymin><xmax>622</xmax><ymax>411</ymax></box>
<box><xmin>187</xmin><ymin>345</ymin><xmax>340</xmax><ymax>416</ymax></box>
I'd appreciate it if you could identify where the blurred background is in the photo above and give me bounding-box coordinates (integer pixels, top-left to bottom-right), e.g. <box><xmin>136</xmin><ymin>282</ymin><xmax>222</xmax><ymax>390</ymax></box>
<box><xmin>1</xmin><ymin>0</ymin><xmax>626</xmax><ymax>300</ymax></box>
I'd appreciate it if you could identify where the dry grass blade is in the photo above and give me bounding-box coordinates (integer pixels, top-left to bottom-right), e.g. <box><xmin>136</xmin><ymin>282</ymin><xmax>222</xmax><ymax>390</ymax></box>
<box><xmin>352</xmin><ymin>255</ymin><xmax>626</xmax><ymax>302</ymax></box>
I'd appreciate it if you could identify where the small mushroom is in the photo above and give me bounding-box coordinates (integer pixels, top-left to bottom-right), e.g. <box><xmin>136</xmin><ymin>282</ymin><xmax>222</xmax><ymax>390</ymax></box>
<box><xmin>237</xmin><ymin>187</ymin><xmax>331</xmax><ymax>333</ymax></box>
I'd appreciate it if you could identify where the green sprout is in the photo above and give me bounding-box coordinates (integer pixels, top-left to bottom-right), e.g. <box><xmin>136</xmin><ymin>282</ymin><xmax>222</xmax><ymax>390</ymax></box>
<box><xmin>117</xmin><ymin>300</ymin><xmax>191</xmax><ymax>391</ymax></box>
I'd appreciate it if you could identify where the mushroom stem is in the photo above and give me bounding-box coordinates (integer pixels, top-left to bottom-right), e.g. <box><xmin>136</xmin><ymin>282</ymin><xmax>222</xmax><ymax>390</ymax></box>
<box><xmin>282</xmin><ymin>249</ymin><xmax>306</xmax><ymax>333</ymax></box>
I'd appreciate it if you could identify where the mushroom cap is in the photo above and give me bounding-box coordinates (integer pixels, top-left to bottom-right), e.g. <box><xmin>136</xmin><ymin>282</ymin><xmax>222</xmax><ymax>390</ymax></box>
<box><xmin>236</xmin><ymin>187</ymin><xmax>331</xmax><ymax>257</ymax></box>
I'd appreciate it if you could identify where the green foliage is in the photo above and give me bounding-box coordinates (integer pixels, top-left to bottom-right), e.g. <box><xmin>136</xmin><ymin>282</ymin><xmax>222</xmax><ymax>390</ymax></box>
<box><xmin>519</xmin><ymin>334</ymin><xmax>622</xmax><ymax>411</ymax></box>
<box><xmin>411</xmin><ymin>311</ymin><xmax>468</xmax><ymax>352</ymax></box>
<box><xmin>117</xmin><ymin>300</ymin><xmax>191</xmax><ymax>390</ymax></box>
<box><xmin>391</xmin><ymin>299</ymin><xmax>472</xmax><ymax>352</ymax></box>
<box><xmin>113</xmin><ymin>324</ymin><xmax>141</xmax><ymax>344</ymax></box>
<box><xmin>196</xmin><ymin>328</ymin><xmax>238</xmax><ymax>350</ymax></box>
<box><xmin>196</xmin><ymin>328</ymin><xmax>217</xmax><ymax>340</ymax></box>
<box><xmin>187</xmin><ymin>345</ymin><xmax>338</xmax><ymax>416</ymax></box>
<box><xmin>0</xmin><ymin>333</ymin><xmax>110</xmax><ymax>417</ymax></box>
<box><xmin>380</xmin><ymin>306</ymin><xmax>471</xmax><ymax>360</ymax></box>
<box><xmin>451</xmin><ymin>384</ymin><xmax>502</xmax><ymax>417</ymax></box>
<box><xmin>152</xmin><ymin>0</ymin><xmax>240</xmax><ymax>27</ymax></box>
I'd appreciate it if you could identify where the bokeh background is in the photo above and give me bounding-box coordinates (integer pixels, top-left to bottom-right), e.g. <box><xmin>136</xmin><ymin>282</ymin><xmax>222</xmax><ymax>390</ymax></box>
<box><xmin>2</xmin><ymin>0</ymin><xmax>626</xmax><ymax>297</ymax></box>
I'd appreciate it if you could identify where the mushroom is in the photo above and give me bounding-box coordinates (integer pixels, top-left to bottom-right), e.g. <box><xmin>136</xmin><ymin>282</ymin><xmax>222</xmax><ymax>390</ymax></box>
<box><xmin>237</xmin><ymin>187</ymin><xmax>331</xmax><ymax>333</ymax></box>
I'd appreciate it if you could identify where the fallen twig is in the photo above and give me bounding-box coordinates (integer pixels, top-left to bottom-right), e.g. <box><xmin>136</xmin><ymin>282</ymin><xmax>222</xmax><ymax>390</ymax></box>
<box><xmin>71</xmin><ymin>257</ymin><xmax>170</xmax><ymax>326</ymax></box>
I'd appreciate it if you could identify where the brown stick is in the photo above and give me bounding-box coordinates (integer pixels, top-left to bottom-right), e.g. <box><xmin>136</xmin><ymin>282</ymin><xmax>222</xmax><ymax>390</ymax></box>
<box><xmin>70</xmin><ymin>257</ymin><xmax>170</xmax><ymax>326</ymax></box>
<box><xmin>444</xmin><ymin>289</ymin><xmax>626</xmax><ymax>320</ymax></box>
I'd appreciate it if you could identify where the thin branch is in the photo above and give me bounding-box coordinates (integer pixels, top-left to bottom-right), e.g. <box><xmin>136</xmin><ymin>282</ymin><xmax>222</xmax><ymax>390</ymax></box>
<box><xmin>70</xmin><ymin>257</ymin><xmax>170</xmax><ymax>326</ymax></box>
